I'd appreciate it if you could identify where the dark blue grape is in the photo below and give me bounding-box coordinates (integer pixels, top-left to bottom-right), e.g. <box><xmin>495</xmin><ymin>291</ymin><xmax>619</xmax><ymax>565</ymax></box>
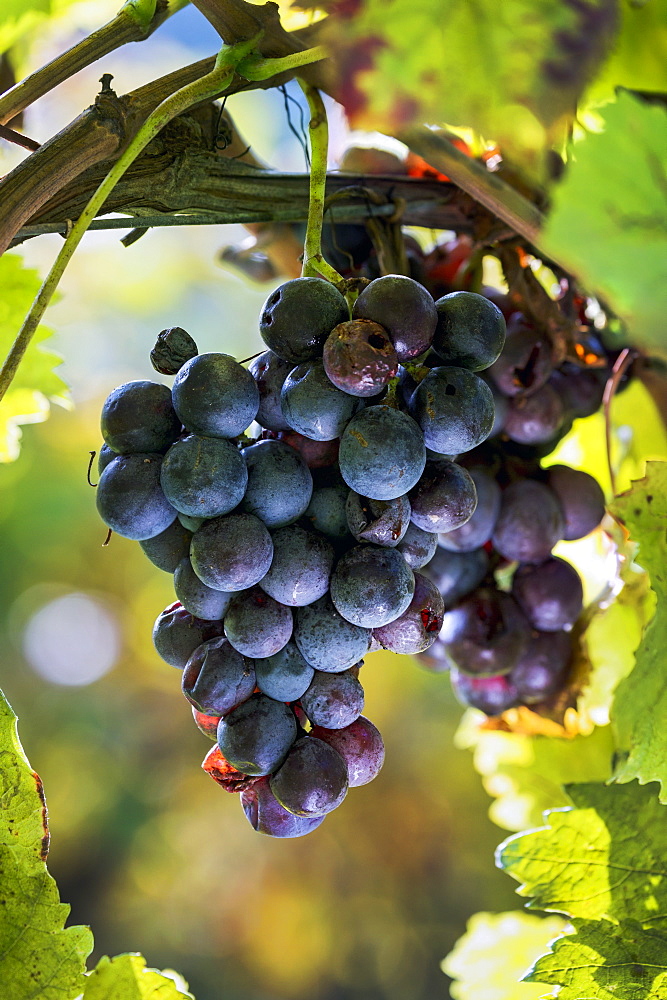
<box><xmin>281</xmin><ymin>361</ymin><xmax>362</xmax><ymax>441</ymax></box>
<box><xmin>450</xmin><ymin>668</ymin><xmax>521</xmax><ymax>715</ymax></box>
<box><xmin>101</xmin><ymin>380</ymin><xmax>181</xmax><ymax>455</ymax></box>
<box><xmin>396</xmin><ymin>522</ymin><xmax>438</xmax><ymax>569</ymax></box>
<box><xmin>338</xmin><ymin>405</ymin><xmax>426</xmax><ymax>501</ymax></box>
<box><xmin>310</xmin><ymin>716</ymin><xmax>384</xmax><ymax>787</ymax></box>
<box><xmin>421</xmin><ymin>547</ymin><xmax>489</xmax><ymax>606</ymax></box>
<box><xmin>248</xmin><ymin>351</ymin><xmax>293</xmax><ymax>431</ymax></box>
<box><xmin>182</xmin><ymin>636</ymin><xmax>255</xmax><ymax>715</ymax></box>
<box><xmin>174</xmin><ymin>558</ymin><xmax>232</xmax><ymax>620</ymax></box>
<box><xmin>139</xmin><ymin>519</ymin><xmax>192</xmax><ymax>572</ymax></box>
<box><xmin>241</xmin><ymin>776</ymin><xmax>325</xmax><ymax>837</ymax></box>
<box><xmin>217</xmin><ymin>693</ymin><xmax>297</xmax><ymax>776</ymax></box>
<box><xmin>150</xmin><ymin>326</ymin><xmax>198</xmax><ymax>375</ymax></box>
<box><xmin>548</xmin><ymin>364</ymin><xmax>605</xmax><ymax>419</ymax></box>
<box><xmin>96</xmin><ymin>453</ymin><xmax>177</xmax><ymax>540</ymax></box>
<box><xmin>294</xmin><ymin>595</ymin><xmax>371</xmax><ymax>672</ymax></box>
<box><xmin>224</xmin><ymin>587</ymin><xmax>293</xmax><ymax>658</ymax></box>
<box><xmin>300</xmin><ymin>668</ymin><xmax>364</xmax><ymax>729</ymax></box>
<box><xmin>254</xmin><ymin>642</ymin><xmax>315</xmax><ymax>702</ymax></box>
<box><xmin>259</xmin><ymin>277</ymin><xmax>349</xmax><ymax>364</ymax></box>
<box><xmin>323</xmin><ymin>318</ymin><xmax>398</xmax><ymax>396</ymax></box>
<box><xmin>432</xmin><ymin>291</ymin><xmax>506</xmax><ymax>371</ymax></box>
<box><xmin>503</xmin><ymin>383</ymin><xmax>564</xmax><ymax>444</ymax></box>
<box><xmin>259</xmin><ymin>525</ymin><xmax>333</xmax><ymax>606</ymax></box>
<box><xmin>437</xmin><ymin>467</ymin><xmax>500</xmax><ymax>552</ymax></box>
<box><xmin>409</xmin><ymin>459</ymin><xmax>477</xmax><ymax>534</ymax></box>
<box><xmin>352</xmin><ymin>274</ymin><xmax>437</xmax><ymax>361</ymax></box>
<box><xmin>241</xmin><ymin>439</ymin><xmax>313</xmax><ymax>528</ymax></box>
<box><xmin>546</xmin><ymin>465</ymin><xmax>605</xmax><ymax>540</ymax></box>
<box><xmin>269</xmin><ymin>736</ymin><xmax>348</xmax><ymax>816</ymax></box>
<box><xmin>97</xmin><ymin>443</ymin><xmax>116</xmax><ymax>475</ymax></box>
<box><xmin>161</xmin><ymin>433</ymin><xmax>248</xmax><ymax>518</ymax></box>
<box><xmin>190</xmin><ymin>513</ymin><xmax>273</xmax><ymax>592</ymax></box>
<box><xmin>510</xmin><ymin>630</ymin><xmax>571</xmax><ymax>703</ymax></box>
<box><xmin>439</xmin><ymin>586</ymin><xmax>530</xmax><ymax>676</ymax></box>
<box><xmin>409</xmin><ymin>366</ymin><xmax>494</xmax><ymax>455</ymax></box>
<box><xmin>305</xmin><ymin>482</ymin><xmax>351</xmax><ymax>541</ymax></box>
<box><xmin>511</xmin><ymin>556</ymin><xmax>583</xmax><ymax>631</ymax></box>
<box><xmin>372</xmin><ymin>572</ymin><xmax>444</xmax><ymax>654</ymax></box>
<box><xmin>345</xmin><ymin>491</ymin><xmax>410</xmax><ymax>547</ymax></box>
<box><xmin>152</xmin><ymin>601</ymin><xmax>223</xmax><ymax>668</ymax></box>
<box><xmin>330</xmin><ymin>545</ymin><xmax>414</xmax><ymax>628</ymax></box>
<box><xmin>172</xmin><ymin>353</ymin><xmax>259</xmax><ymax>437</ymax></box>
<box><xmin>492</xmin><ymin>480</ymin><xmax>564</xmax><ymax>564</ymax></box>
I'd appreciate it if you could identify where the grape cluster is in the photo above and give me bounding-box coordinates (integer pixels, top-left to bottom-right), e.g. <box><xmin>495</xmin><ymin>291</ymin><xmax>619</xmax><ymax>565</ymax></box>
<box><xmin>96</xmin><ymin>276</ymin><xmax>508</xmax><ymax>837</ymax></box>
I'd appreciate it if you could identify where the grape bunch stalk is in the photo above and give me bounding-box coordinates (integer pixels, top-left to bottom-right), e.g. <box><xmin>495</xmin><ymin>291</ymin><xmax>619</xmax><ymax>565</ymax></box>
<box><xmin>94</xmin><ymin>270</ymin><xmax>510</xmax><ymax>837</ymax></box>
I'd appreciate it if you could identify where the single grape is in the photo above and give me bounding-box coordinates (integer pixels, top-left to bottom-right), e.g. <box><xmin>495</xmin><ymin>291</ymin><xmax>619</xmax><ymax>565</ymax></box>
<box><xmin>352</xmin><ymin>274</ymin><xmax>437</xmax><ymax>361</ymax></box>
<box><xmin>96</xmin><ymin>453</ymin><xmax>177</xmax><ymax>540</ymax></box>
<box><xmin>269</xmin><ymin>736</ymin><xmax>349</xmax><ymax>816</ymax></box>
<box><xmin>546</xmin><ymin>464</ymin><xmax>605</xmax><ymax>540</ymax></box>
<box><xmin>294</xmin><ymin>595</ymin><xmax>371</xmax><ymax>673</ymax></box>
<box><xmin>259</xmin><ymin>525</ymin><xmax>333</xmax><ymax>607</ymax></box>
<box><xmin>305</xmin><ymin>482</ymin><xmax>351</xmax><ymax>541</ymax></box>
<box><xmin>97</xmin><ymin>443</ymin><xmax>116</xmax><ymax>475</ymax></box>
<box><xmin>492</xmin><ymin>479</ymin><xmax>564</xmax><ymax>564</ymax></box>
<box><xmin>409</xmin><ymin>459</ymin><xmax>477</xmax><ymax>534</ymax></box>
<box><xmin>548</xmin><ymin>364</ymin><xmax>606</xmax><ymax>419</ymax></box>
<box><xmin>161</xmin><ymin>433</ymin><xmax>248</xmax><ymax>518</ymax></box>
<box><xmin>223</xmin><ymin>587</ymin><xmax>293</xmax><ymax>658</ymax></box>
<box><xmin>439</xmin><ymin>586</ymin><xmax>530</xmax><ymax>676</ymax></box>
<box><xmin>345</xmin><ymin>491</ymin><xmax>411</xmax><ymax>547</ymax></box>
<box><xmin>409</xmin><ymin>366</ymin><xmax>495</xmax><ymax>455</ymax></box>
<box><xmin>281</xmin><ymin>360</ymin><xmax>363</xmax><ymax>441</ymax></box>
<box><xmin>437</xmin><ymin>467</ymin><xmax>500</xmax><ymax>552</ymax></box>
<box><xmin>101</xmin><ymin>380</ymin><xmax>181</xmax><ymax>455</ymax></box>
<box><xmin>299</xmin><ymin>668</ymin><xmax>365</xmax><ymax>729</ymax></box>
<box><xmin>421</xmin><ymin>547</ymin><xmax>489</xmax><ymax>606</ymax></box>
<box><xmin>150</xmin><ymin>326</ymin><xmax>198</xmax><ymax>375</ymax></box>
<box><xmin>217</xmin><ymin>693</ymin><xmax>297</xmax><ymax>776</ymax></box>
<box><xmin>259</xmin><ymin>277</ymin><xmax>349</xmax><ymax>364</ymax></box>
<box><xmin>510</xmin><ymin>630</ymin><xmax>571</xmax><ymax>704</ymax></box>
<box><xmin>503</xmin><ymin>383</ymin><xmax>564</xmax><ymax>445</ymax></box>
<box><xmin>432</xmin><ymin>291</ymin><xmax>506</xmax><ymax>371</ymax></box>
<box><xmin>139</xmin><ymin>519</ymin><xmax>192</xmax><ymax>572</ymax></box>
<box><xmin>323</xmin><ymin>318</ymin><xmax>398</xmax><ymax>397</ymax></box>
<box><xmin>254</xmin><ymin>642</ymin><xmax>315</xmax><ymax>702</ymax></box>
<box><xmin>372</xmin><ymin>572</ymin><xmax>444</xmax><ymax>654</ymax></box>
<box><xmin>174</xmin><ymin>558</ymin><xmax>232</xmax><ymax>620</ymax></box>
<box><xmin>190</xmin><ymin>513</ymin><xmax>273</xmax><ymax>592</ymax></box>
<box><xmin>248</xmin><ymin>350</ymin><xmax>293</xmax><ymax>431</ymax></box>
<box><xmin>172</xmin><ymin>353</ymin><xmax>259</xmax><ymax>438</ymax></box>
<box><xmin>511</xmin><ymin>556</ymin><xmax>583</xmax><ymax>631</ymax></box>
<box><xmin>152</xmin><ymin>601</ymin><xmax>223</xmax><ymax>668</ymax></box>
<box><xmin>310</xmin><ymin>716</ymin><xmax>384</xmax><ymax>787</ymax></box>
<box><xmin>241</xmin><ymin>439</ymin><xmax>313</xmax><ymax>529</ymax></box>
<box><xmin>396</xmin><ymin>521</ymin><xmax>438</xmax><ymax>569</ymax></box>
<box><xmin>339</xmin><ymin>405</ymin><xmax>426</xmax><ymax>501</ymax></box>
<box><xmin>488</xmin><ymin>317</ymin><xmax>554</xmax><ymax>397</ymax></box>
<box><xmin>241</xmin><ymin>776</ymin><xmax>326</xmax><ymax>837</ymax></box>
<box><xmin>330</xmin><ymin>545</ymin><xmax>415</xmax><ymax>628</ymax></box>
<box><xmin>274</xmin><ymin>430</ymin><xmax>340</xmax><ymax>469</ymax></box>
<box><xmin>182</xmin><ymin>636</ymin><xmax>256</xmax><ymax>715</ymax></box>
<box><xmin>450</xmin><ymin>668</ymin><xmax>521</xmax><ymax>715</ymax></box>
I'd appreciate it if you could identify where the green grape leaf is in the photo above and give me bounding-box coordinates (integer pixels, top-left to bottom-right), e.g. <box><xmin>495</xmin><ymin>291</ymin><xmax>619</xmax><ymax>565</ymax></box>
<box><xmin>322</xmin><ymin>0</ymin><xmax>619</xmax><ymax>173</ymax></box>
<box><xmin>541</xmin><ymin>92</ymin><xmax>667</xmax><ymax>354</ymax></box>
<box><xmin>497</xmin><ymin>781</ymin><xmax>667</xmax><ymax>926</ymax></box>
<box><xmin>0</xmin><ymin>254</ymin><xmax>70</xmax><ymax>463</ymax></box>
<box><xmin>441</xmin><ymin>910</ymin><xmax>567</xmax><ymax>1000</ymax></box>
<box><xmin>0</xmin><ymin>689</ymin><xmax>93</xmax><ymax>999</ymax></box>
<box><xmin>611</xmin><ymin>461</ymin><xmax>667</xmax><ymax>798</ymax></box>
<box><xmin>81</xmin><ymin>954</ymin><xmax>194</xmax><ymax>999</ymax></box>
<box><xmin>455</xmin><ymin>719</ymin><xmax>615</xmax><ymax>832</ymax></box>
<box><xmin>587</xmin><ymin>0</ymin><xmax>667</xmax><ymax>107</ymax></box>
<box><xmin>526</xmin><ymin>919</ymin><xmax>667</xmax><ymax>999</ymax></box>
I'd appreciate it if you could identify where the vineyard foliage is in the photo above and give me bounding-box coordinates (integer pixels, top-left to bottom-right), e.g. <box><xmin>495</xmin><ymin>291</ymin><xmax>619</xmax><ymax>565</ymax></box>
<box><xmin>1</xmin><ymin>0</ymin><xmax>667</xmax><ymax>998</ymax></box>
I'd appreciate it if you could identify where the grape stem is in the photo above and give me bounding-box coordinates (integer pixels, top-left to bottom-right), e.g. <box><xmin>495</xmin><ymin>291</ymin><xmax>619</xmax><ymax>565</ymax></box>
<box><xmin>297</xmin><ymin>80</ymin><xmax>345</xmax><ymax>285</ymax></box>
<box><xmin>0</xmin><ymin>35</ymin><xmax>265</xmax><ymax>405</ymax></box>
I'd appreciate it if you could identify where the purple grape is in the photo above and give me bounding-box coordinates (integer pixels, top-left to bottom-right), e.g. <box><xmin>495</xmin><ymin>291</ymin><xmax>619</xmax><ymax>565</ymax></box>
<box><xmin>438</xmin><ymin>467</ymin><xmax>500</xmax><ymax>552</ymax></box>
<box><xmin>409</xmin><ymin>459</ymin><xmax>477</xmax><ymax>533</ymax></box>
<box><xmin>223</xmin><ymin>587</ymin><xmax>293</xmax><ymax>658</ymax></box>
<box><xmin>101</xmin><ymin>380</ymin><xmax>181</xmax><ymax>455</ymax></box>
<box><xmin>217</xmin><ymin>693</ymin><xmax>297</xmax><ymax>776</ymax></box>
<box><xmin>152</xmin><ymin>601</ymin><xmax>223</xmax><ymax>668</ymax></box>
<box><xmin>421</xmin><ymin>547</ymin><xmax>489</xmax><ymax>606</ymax></box>
<box><xmin>241</xmin><ymin>439</ymin><xmax>313</xmax><ymax>529</ymax></box>
<box><xmin>432</xmin><ymin>291</ymin><xmax>506</xmax><ymax>371</ymax></box>
<box><xmin>546</xmin><ymin>464</ymin><xmax>605</xmax><ymax>540</ymax></box>
<box><xmin>160</xmin><ymin>433</ymin><xmax>248</xmax><ymax>518</ymax></box>
<box><xmin>96</xmin><ymin>453</ymin><xmax>177</xmax><ymax>541</ymax></box>
<box><xmin>281</xmin><ymin>360</ymin><xmax>363</xmax><ymax>441</ymax></box>
<box><xmin>503</xmin><ymin>383</ymin><xmax>564</xmax><ymax>445</ymax></box>
<box><xmin>311</xmin><ymin>716</ymin><xmax>385</xmax><ymax>787</ymax></box>
<box><xmin>140</xmin><ymin>519</ymin><xmax>192</xmax><ymax>573</ymax></box>
<box><xmin>352</xmin><ymin>274</ymin><xmax>437</xmax><ymax>361</ymax></box>
<box><xmin>511</xmin><ymin>556</ymin><xmax>583</xmax><ymax>631</ymax></box>
<box><xmin>488</xmin><ymin>317</ymin><xmax>554</xmax><ymax>397</ymax></box>
<box><xmin>241</xmin><ymin>776</ymin><xmax>326</xmax><ymax>837</ymax></box>
<box><xmin>259</xmin><ymin>525</ymin><xmax>333</xmax><ymax>607</ymax></box>
<box><xmin>182</xmin><ymin>636</ymin><xmax>256</xmax><ymax>715</ymax></box>
<box><xmin>294</xmin><ymin>596</ymin><xmax>371</xmax><ymax>673</ymax></box>
<box><xmin>450</xmin><ymin>668</ymin><xmax>521</xmax><ymax>715</ymax></box>
<box><xmin>254</xmin><ymin>642</ymin><xmax>315</xmax><ymax>702</ymax></box>
<box><xmin>300</xmin><ymin>668</ymin><xmax>365</xmax><ymax>729</ymax></box>
<box><xmin>190</xmin><ymin>513</ymin><xmax>273</xmax><ymax>592</ymax></box>
<box><xmin>270</xmin><ymin>736</ymin><xmax>349</xmax><ymax>816</ymax></box>
<box><xmin>171</xmin><ymin>353</ymin><xmax>259</xmax><ymax>438</ymax></box>
<box><xmin>510</xmin><ymin>630</ymin><xmax>572</xmax><ymax>703</ymax></box>
<box><xmin>492</xmin><ymin>479</ymin><xmax>564</xmax><ymax>564</ymax></box>
<box><xmin>323</xmin><ymin>318</ymin><xmax>398</xmax><ymax>397</ymax></box>
<box><xmin>396</xmin><ymin>522</ymin><xmax>438</xmax><ymax>569</ymax></box>
<box><xmin>174</xmin><ymin>558</ymin><xmax>232</xmax><ymax>620</ymax></box>
<box><xmin>439</xmin><ymin>586</ymin><xmax>530</xmax><ymax>676</ymax></box>
<box><xmin>330</xmin><ymin>545</ymin><xmax>415</xmax><ymax>628</ymax></box>
<box><xmin>409</xmin><ymin>366</ymin><xmax>495</xmax><ymax>455</ymax></box>
<box><xmin>248</xmin><ymin>350</ymin><xmax>293</xmax><ymax>431</ymax></box>
<box><xmin>372</xmin><ymin>572</ymin><xmax>444</xmax><ymax>654</ymax></box>
<box><xmin>345</xmin><ymin>491</ymin><xmax>411</xmax><ymax>547</ymax></box>
<box><xmin>339</xmin><ymin>405</ymin><xmax>426</xmax><ymax>501</ymax></box>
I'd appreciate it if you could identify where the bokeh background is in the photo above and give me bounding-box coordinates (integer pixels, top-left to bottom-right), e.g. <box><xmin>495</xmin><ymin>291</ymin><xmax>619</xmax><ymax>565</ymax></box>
<box><xmin>2</xmin><ymin>4</ymin><xmax>666</xmax><ymax>998</ymax></box>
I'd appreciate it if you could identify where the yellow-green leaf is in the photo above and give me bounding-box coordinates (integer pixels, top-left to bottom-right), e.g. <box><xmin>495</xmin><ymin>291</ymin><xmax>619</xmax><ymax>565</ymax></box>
<box><xmin>441</xmin><ymin>910</ymin><xmax>566</xmax><ymax>1000</ymax></box>
<box><xmin>542</xmin><ymin>92</ymin><xmax>667</xmax><ymax>354</ymax></box>
<box><xmin>611</xmin><ymin>461</ymin><xmax>667</xmax><ymax>798</ymax></box>
<box><xmin>526</xmin><ymin>919</ymin><xmax>667</xmax><ymax>999</ymax></box>
<box><xmin>81</xmin><ymin>954</ymin><xmax>194</xmax><ymax>999</ymax></box>
<box><xmin>497</xmin><ymin>781</ymin><xmax>666</xmax><ymax>926</ymax></box>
